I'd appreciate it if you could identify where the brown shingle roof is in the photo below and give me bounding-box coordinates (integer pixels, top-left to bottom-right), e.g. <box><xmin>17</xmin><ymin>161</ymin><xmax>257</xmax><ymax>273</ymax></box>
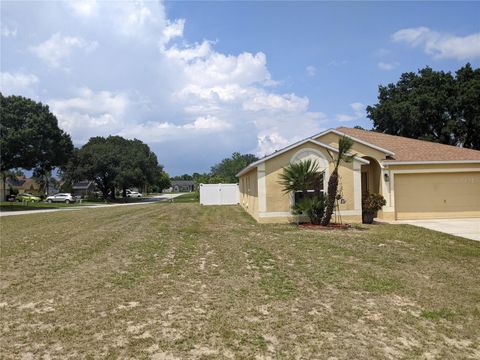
<box><xmin>336</xmin><ymin>127</ymin><xmax>480</xmax><ymax>162</ymax></box>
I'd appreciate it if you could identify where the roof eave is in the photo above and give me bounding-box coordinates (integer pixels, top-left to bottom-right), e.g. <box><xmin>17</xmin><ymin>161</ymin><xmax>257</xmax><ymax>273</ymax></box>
<box><xmin>236</xmin><ymin>138</ymin><xmax>370</xmax><ymax>177</ymax></box>
<box><xmin>309</xmin><ymin>139</ymin><xmax>370</xmax><ymax>164</ymax></box>
<box><xmin>382</xmin><ymin>160</ymin><xmax>480</xmax><ymax>165</ymax></box>
<box><xmin>311</xmin><ymin>128</ymin><xmax>396</xmax><ymax>156</ymax></box>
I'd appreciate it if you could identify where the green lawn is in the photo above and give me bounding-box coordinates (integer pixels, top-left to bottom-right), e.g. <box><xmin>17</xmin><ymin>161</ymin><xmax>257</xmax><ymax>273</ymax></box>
<box><xmin>1</xmin><ymin>204</ymin><xmax>479</xmax><ymax>359</ymax></box>
<box><xmin>0</xmin><ymin>201</ymin><xmax>96</xmax><ymax>212</ymax></box>
<box><xmin>171</xmin><ymin>192</ymin><xmax>199</xmax><ymax>203</ymax></box>
<box><xmin>0</xmin><ymin>197</ymin><xmax>152</xmax><ymax>212</ymax></box>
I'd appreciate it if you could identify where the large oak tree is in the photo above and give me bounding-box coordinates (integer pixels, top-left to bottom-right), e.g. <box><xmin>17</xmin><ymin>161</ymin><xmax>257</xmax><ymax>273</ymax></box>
<box><xmin>66</xmin><ymin>136</ymin><xmax>165</xmax><ymax>199</ymax></box>
<box><xmin>210</xmin><ymin>152</ymin><xmax>258</xmax><ymax>183</ymax></box>
<box><xmin>0</xmin><ymin>93</ymin><xmax>73</xmax><ymax>196</ymax></box>
<box><xmin>366</xmin><ymin>64</ymin><xmax>480</xmax><ymax>150</ymax></box>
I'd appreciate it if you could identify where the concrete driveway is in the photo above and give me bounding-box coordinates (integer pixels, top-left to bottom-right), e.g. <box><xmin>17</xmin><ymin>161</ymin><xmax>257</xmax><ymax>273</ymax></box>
<box><xmin>396</xmin><ymin>218</ymin><xmax>480</xmax><ymax>241</ymax></box>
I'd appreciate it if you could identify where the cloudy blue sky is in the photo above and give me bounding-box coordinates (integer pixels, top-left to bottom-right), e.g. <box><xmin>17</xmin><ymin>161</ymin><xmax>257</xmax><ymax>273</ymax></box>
<box><xmin>1</xmin><ymin>1</ymin><xmax>479</xmax><ymax>175</ymax></box>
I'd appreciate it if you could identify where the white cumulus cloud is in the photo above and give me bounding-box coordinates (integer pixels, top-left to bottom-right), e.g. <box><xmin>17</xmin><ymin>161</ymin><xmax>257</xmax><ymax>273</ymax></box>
<box><xmin>1</xmin><ymin>25</ymin><xmax>17</xmax><ymax>37</ymax></box>
<box><xmin>161</xmin><ymin>19</ymin><xmax>185</xmax><ymax>47</ymax></box>
<box><xmin>67</xmin><ymin>0</ymin><xmax>98</xmax><ymax>17</ymax></box>
<box><xmin>306</xmin><ymin>65</ymin><xmax>317</xmax><ymax>76</ymax></box>
<box><xmin>0</xmin><ymin>72</ymin><xmax>39</xmax><ymax>96</ymax></box>
<box><xmin>163</xmin><ymin>41</ymin><xmax>213</xmax><ymax>61</ymax></box>
<box><xmin>392</xmin><ymin>27</ymin><xmax>480</xmax><ymax>60</ymax></box>
<box><xmin>336</xmin><ymin>102</ymin><xmax>365</xmax><ymax>122</ymax></box>
<box><xmin>49</xmin><ymin>87</ymin><xmax>130</xmax><ymax>143</ymax></box>
<box><xmin>377</xmin><ymin>61</ymin><xmax>399</xmax><ymax>70</ymax></box>
<box><xmin>4</xmin><ymin>0</ymin><xmax>333</xmax><ymax>173</ymax></box>
<box><xmin>30</xmin><ymin>33</ymin><xmax>98</xmax><ymax>68</ymax></box>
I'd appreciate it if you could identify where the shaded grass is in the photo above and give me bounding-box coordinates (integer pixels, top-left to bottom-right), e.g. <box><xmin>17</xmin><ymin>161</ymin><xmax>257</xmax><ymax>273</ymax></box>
<box><xmin>1</xmin><ymin>204</ymin><xmax>479</xmax><ymax>359</ymax></box>
<box><xmin>170</xmin><ymin>192</ymin><xmax>198</xmax><ymax>203</ymax></box>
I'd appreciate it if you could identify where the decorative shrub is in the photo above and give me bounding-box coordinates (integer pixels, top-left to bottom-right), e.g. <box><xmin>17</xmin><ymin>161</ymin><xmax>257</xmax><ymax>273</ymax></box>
<box><xmin>292</xmin><ymin>193</ymin><xmax>327</xmax><ymax>225</ymax></box>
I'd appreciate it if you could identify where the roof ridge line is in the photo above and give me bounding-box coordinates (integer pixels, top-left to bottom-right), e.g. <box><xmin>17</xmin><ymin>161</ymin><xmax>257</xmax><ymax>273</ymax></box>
<box><xmin>337</xmin><ymin>126</ymin><xmax>480</xmax><ymax>154</ymax></box>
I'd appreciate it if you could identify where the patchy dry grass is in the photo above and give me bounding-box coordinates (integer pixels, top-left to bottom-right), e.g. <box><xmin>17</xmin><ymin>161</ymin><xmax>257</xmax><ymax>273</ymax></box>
<box><xmin>0</xmin><ymin>201</ymin><xmax>95</xmax><ymax>212</ymax></box>
<box><xmin>1</xmin><ymin>204</ymin><xmax>479</xmax><ymax>359</ymax></box>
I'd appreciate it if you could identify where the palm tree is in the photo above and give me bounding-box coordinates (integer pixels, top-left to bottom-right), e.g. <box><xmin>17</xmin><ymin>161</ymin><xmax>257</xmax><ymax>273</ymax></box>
<box><xmin>278</xmin><ymin>159</ymin><xmax>322</xmax><ymax>199</ymax></box>
<box><xmin>321</xmin><ymin>136</ymin><xmax>355</xmax><ymax>226</ymax></box>
<box><xmin>278</xmin><ymin>159</ymin><xmax>325</xmax><ymax>224</ymax></box>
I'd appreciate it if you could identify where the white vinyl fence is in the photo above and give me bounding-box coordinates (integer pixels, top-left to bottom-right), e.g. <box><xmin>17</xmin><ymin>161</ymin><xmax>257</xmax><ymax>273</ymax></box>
<box><xmin>199</xmin><ymin>183</ymin><xmax>239</xmax><ymax>206</ymax></box>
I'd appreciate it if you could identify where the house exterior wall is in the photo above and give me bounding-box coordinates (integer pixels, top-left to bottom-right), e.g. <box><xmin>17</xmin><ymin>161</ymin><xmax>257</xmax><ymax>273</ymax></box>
<box><xmin>315</xmin><ymin>133</ymin><xmax>480</xmax><ymax>220</ymax></box>
<box><xmin>239</xmin><ymin>130</ymin><xmax>480</xmax><ymax>223</ymax></box>
<box><xmin>260</xmin><ymin>142</ymin><xmax>362</xmax><ymax>223</ymax></box>
<box><xmin>239</xmin><ymin>168</ymin><xmax>259</xmax><ymax>221</ymax></box>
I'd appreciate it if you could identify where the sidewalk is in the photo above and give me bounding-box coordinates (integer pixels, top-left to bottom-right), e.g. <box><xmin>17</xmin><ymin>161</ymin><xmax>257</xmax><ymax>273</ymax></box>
<box><xmin>0</xmin><ymin>193</ymin><xmax>184</xmax><ymax>217</ymax></box>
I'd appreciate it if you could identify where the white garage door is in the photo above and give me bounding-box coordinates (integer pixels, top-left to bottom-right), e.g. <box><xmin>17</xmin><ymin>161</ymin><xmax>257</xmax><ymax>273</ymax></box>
<box><xmin>200</xmin><ymin>184</ymin><xmax>239</xmax><ymax>206</ymax></box>
<box><xmin>394</xmin><ymin>172</ymin><xmax>480</xmax><ymax>220</ymax></box>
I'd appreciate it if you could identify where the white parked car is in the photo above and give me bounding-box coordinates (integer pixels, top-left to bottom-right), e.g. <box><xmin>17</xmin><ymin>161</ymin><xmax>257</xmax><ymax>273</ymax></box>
<box><xmin>46</xmin><ymin>193</ymin><xmax>76</xmax><ymax>204</ymax></box>
<box><xmin>126</xmin><ymin>190</ymin><xmax>142</xmax><ymax>198</ymax></box>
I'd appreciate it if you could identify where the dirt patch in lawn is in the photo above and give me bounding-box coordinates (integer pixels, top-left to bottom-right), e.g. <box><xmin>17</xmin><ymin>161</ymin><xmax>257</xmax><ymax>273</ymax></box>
<box><xmin>1</xmin><ymin>203</ymin><xmax>479</xmax><ymax>359</ymax></box>
<box><xmin>299</xmin><ymin>223</ymin><xmax>351</xmax><ymax>230</ymax></box>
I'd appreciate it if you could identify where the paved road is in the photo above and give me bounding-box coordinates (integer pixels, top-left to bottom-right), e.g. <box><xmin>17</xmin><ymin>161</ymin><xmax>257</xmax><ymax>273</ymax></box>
<box><xmin>0</xmin><ymin>193</ymin><xmax>185</xmax><ymax>217</ymax></box>
<box><xmin>393</xmin><ymin>218</ymin><xmax>480</xmax><ymax>242</ymax></box>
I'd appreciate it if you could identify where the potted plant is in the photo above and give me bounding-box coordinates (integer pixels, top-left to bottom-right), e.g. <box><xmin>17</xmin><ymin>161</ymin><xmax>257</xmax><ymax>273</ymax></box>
<box><xmin>362</xmin><ymin>192</ymin><xmax>386</xmax><ymax>224</ymax></box>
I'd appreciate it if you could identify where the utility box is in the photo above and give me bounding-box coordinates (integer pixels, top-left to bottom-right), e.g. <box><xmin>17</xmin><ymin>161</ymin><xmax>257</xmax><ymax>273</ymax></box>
<box><xmin>199</xmin><ymin>184</ymin><xmax>239</xmax><ymax>205</ymax></box>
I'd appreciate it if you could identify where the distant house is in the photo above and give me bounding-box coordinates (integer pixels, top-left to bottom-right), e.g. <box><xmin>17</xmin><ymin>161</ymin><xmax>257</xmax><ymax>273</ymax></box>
<box><xmin>0</xmin><ymin>176</ymin><xmax>62</xmax><ymax>200</ymax></box>
<box><xmin>8</xmin><ymin>176</ymin><xmax>42</xmax><ymax>196</ymax></box>
<box><xmin>169</xmin><ymin>180</ymin><xmax>195</xmax><ymax>192</ymax></box>
<box><xmin>72</xmin><ymin>181</ymin><xmax>96</xmax><ymax>198</ymax></box>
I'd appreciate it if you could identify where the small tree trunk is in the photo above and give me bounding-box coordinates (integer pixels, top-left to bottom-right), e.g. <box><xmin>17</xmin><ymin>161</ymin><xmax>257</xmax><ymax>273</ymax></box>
<box><xmin>101</xmin><ymin>187</ymin><xmax>109</xmax><ymax>202</ymax></box>
<box><xmin>45</xmin><ymin>176</ymin><xmax>49</xmax><ymax>197</ymax></box>
<box><xmin>122</xmin><ymin>187</ymin><xmax>127</xmax><ymax>202</ymax></box>
<box><xmin>321</xmin><ymin>170</ymin><xmax>338</xmax><ymax>226</ymax></box>
<box><xmin>1</xmin><ymin>174</ymin><xmax>6</xmax><ymax>202</ymax></box>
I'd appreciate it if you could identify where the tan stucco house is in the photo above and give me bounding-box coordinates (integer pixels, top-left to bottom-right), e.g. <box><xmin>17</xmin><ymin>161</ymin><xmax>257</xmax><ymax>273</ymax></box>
<box><xmin>237</xmin><ymin>127</ymin><xmax>480</xmax><ymax>223</ymax></box>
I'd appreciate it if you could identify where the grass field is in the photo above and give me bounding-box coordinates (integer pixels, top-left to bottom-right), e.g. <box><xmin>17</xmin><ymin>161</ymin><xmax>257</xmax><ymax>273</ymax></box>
<box><xmin>171</xmin><ymin>192</ymin><xmax>198</xmax><ymax>203</ymax></box>
<box><xmin>1</xmin><ymin>204</ymin><xmax>479</xmax><ymax>359</ymax></box>
<box><xmin>0</xmin><ymin>201</ymin><xmax>95</xmax><ymax>212</ymax></box>
<box><xmin>0</xmin><ymin>197</ymin><xmax>157</xmax><ymax>212</ymax></box>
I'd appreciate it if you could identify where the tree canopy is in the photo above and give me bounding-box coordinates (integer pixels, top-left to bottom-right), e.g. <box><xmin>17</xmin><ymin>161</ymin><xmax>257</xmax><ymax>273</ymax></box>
<box><xmin>173</xmin><ymin>153</ymin><xmax>258</xmax><ymax>186</ymax></box>
<box><xmin>209</xmin><ymin>152</ymin><xmax>258</xmax><ymax>183</ymax></box>
<box><xmin>366</xmin><ymin>64</ymin><xmax>480</xmax><ymax>150</ymax></box>
<box><xmin>0</xmin><ymin>93</ymin><xmax>73</xmax><ymax>174</ymax></box>
<box><xmin>65</xmin><ymin>136</ymin><xmax>166</xmax><ymax>199</ymax></box>
<box><xmin>171</xmin><ymin>174</ymin><xmax>193</xmax><ymax>181</ymax></box>
<box><xmin>156</xmin><ymin>171</ymin><xmax>171</xmax><ymax>193</ymax></box>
